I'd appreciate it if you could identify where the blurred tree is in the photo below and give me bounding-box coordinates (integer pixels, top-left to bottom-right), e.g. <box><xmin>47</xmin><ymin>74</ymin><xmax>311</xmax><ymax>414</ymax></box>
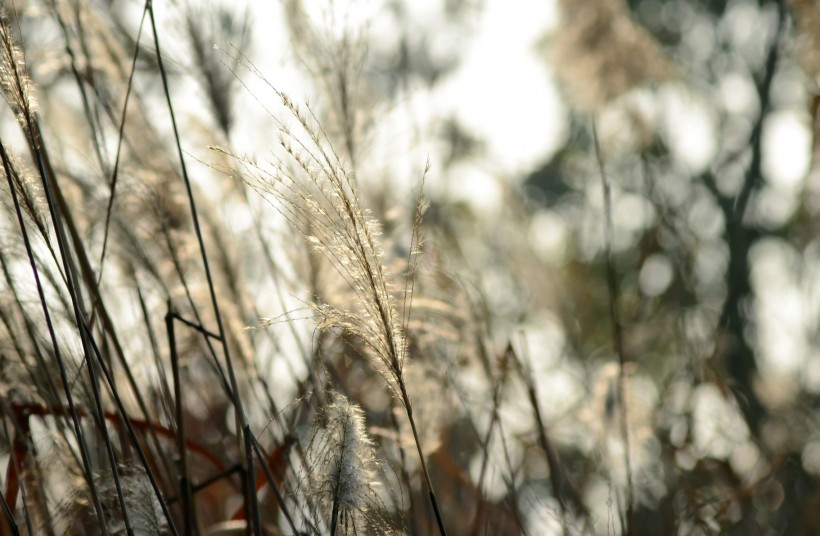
<box><xmin>529</xmin><ymin>0</ymin><xmax>820</xmax><ymax>532</ymax></box>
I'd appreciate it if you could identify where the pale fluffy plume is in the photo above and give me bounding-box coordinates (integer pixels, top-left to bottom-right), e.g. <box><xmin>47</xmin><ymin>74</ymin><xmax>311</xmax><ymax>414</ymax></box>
<box><xmin>0</xmin><ymin>9</ymin><xmax>36</xmax><ymax>129</ymax></box>
<box><xmin>305</xmin><ymin>391</ymin><xmax>388</xmax><ymax>534</ymax></box>
<box><xmin>214</xmin><ymin>74</ymin><xmax>424</xmax><ymax>401</ymax></box>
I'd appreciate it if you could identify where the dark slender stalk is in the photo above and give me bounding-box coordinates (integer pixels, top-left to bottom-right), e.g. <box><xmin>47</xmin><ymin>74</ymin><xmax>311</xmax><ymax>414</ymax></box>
<box><xmin>26</xmin><ymin>101</ymin><xmax>156</xmax><ymax>533</ymax></box>
<box><xmin>496</xmin><ymin>418</ymin><xmax>528</xmax><ymax>536</ymax></box>
<box><xmin>29</xmin><ymin>117</ymin><xmax>133</xmax><ymax>533</ymax></box>
<box><xmin>159</xmin><ymin>225</ymin><xmax>234</xmax><ymax>401</ymax></box>
<box><xmin>79</xmin><ymin>321</ymin><xmax>181</xmax><ymax>536</ymax></box>
<box><xmin>591</xmin><ymin>119</ymin><xmax>634</xmax><ymax>535</ymax></box>
<box><xmin>147</xmin><ymin>4</ymin><xmax>259</xmax><ymax>534</ymax></box>
<box><xmin>168</xmin><ymin>307</ymin><xmax>196</xmax><ymax>536</ymax></box>
<box><xmin>250</xmin><ymin>434</ymin><xmax>300</xmax><ymax>534</ymax></box>
<box><xmin>0</xmin><ymin>418</ymin><xmax>22</xmax><ymax>536</ymax></box>
<box><xmin>136</xmin><ymin>282</ymin><xmax>176</xmax><ymax>430</ymax></box>
<box><xmin>0</xmin><ymin>493</ymin><xmax>19</xmax><ymax>536</ymax></box>
<box><xmin>709</xmin><ymin>0</ymin><xmax>785</xmax><ymax>436</ymax></box>
<box><xmin>0</xmin><ymin>255</ymin><xmax>64</xmax><ymax>410</ymax></box>
<box><xmin>47</xmin><ymin>1</ymin><xmax>107</xmax><ymax>174</ymax></box>
<box><xmin>512</xmin><ymin>338</ymin><xmax>584</xmax><ymax>531</ymax></box>
<box><xmin>0</xmin><ymin>140</ymin><xmax>110</xmax><ymax>534</ymax></box>
<box><xmin>83</xmin><ymin>329</ymin><xmax>136</xmax><ymax>536</ymax></box>
<box><xmin>388</xmin><ymin>399</ymin><xmax>417</xmax><ymax>536</ymax></box>
<box><xmin>399</xmin><ymin>381</ymin><xmax>448</xmax><ymax>536</ymax></box>
<box><xmin>13</xmin><ymin>112</ymin><xmax>172</xmax><ymax>472</ymax></box>
<box><xmin>171</xmin><ymin>313</ymin><xmax>222</xmax><ymax>340</ymax></box>
<box><xmin>96</xmin><ymin>1</ymin><xmax>149</xmax><ymax>288</ymax></box>
<box><xmin>243</xmin><ymin>426</ymin><xmax>262</xmax><ymax>535</ymax></box>
<box><xmin>10</xmin><ymin>402</ymin><xmax>228</xmax><ymax>477</ymax></box>
<box><xmin>330</xmin><ymin>497</ymin><xmax>340</xmax><ymax>536</ymax></box>
<box><xmin>328</xmin><ymin>409</ymin><xmax>350</xmax><ymax>536</ymax></box>
<box><xmin>191</xmin><ymin>464</ymin><xmax>242</xmax><ymax>495</ymax></box>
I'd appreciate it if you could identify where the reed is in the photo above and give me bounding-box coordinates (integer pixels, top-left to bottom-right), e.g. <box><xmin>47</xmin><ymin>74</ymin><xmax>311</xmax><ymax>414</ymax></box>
<box><xmin>0</xmin><ymin>0</ymin><xmax>816</xmax><ymax>534</ymax></box>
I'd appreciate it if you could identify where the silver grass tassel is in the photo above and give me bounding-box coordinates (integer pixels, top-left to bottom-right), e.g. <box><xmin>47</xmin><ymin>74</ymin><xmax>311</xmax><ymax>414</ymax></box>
<box><xmin>305</xmin><ymin>392</ymin><xmax>388</xmax><ymax>535</ymax></box>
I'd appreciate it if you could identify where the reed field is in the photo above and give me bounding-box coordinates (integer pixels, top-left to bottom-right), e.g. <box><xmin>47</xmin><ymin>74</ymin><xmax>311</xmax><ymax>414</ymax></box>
<box><xmin>0</xmin><ymin>0</ymin><xmax>819</xmax><ymax>534</ymax></box>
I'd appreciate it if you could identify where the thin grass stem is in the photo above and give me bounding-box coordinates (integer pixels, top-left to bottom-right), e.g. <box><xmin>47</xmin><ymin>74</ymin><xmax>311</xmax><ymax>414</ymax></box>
<box><xmin>167</xmin><ymin>307</ymin><xmax>196</xmax><ymax>536</ymax></box>
<box><xmin>146</xmin><ymin>5</ymin><xmax>261</xmax><ymax>533</ymax></box>
<box><xmin>0</xmin><ymin>139</ymin><xmax>111</xmax><ymax>534</ymax></box>
<box><xmin>591</xmin><ymin>119</ymin><xmax>634</xmax><ymax>535</ymax></box>
<box><xmin>96</xmin><ymin>1</ymin><xmax>149</xmax><ymax>290</ymax></box>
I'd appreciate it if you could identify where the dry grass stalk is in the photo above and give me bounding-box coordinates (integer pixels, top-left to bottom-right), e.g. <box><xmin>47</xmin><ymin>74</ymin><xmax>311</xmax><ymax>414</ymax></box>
<box><xmin>213</xmin><ymin>55</ymin><xmax>446</xmax><ymax>532</ymax></box>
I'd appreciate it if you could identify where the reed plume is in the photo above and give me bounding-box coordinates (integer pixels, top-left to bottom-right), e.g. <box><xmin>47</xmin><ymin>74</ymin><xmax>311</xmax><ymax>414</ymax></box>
<box><xmin>304</xmin><ymin>391</ymin><xmax>387</xmax><ymax>535</ymax></box>
<box><xmin>0</xmin><ymin>9</ymin><xmax>36</xmax><ymax>131</ymax></box>
<box><xmin>213</xmin><ymin>56</ymin><xmax>447</xmax><ymax>531</ymax></box>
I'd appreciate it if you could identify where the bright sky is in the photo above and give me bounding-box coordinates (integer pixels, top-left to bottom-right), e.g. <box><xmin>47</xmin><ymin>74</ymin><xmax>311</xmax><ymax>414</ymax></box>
<box><xmin>433</xmin><ymin>0</ymin><xmax>565</xmax><ymax>174</ymax></box>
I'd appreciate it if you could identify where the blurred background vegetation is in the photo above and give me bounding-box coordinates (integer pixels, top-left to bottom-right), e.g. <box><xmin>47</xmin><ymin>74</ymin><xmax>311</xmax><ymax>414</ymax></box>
<box><xmin>0</xmin><ymin>0</ymin><xmax>819</xmax><ymax>534</ymax></box>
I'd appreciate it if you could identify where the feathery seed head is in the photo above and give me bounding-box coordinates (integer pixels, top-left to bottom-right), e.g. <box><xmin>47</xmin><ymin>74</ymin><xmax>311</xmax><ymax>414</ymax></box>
<box><xmin>0</xmin><ymin>10</ymin><xmax>36</xmax><ymax>128</ymax></box>
<box><xmin>306</xmin><ymin>391</ymin><xmax>387</xmax><ymax>534</ymax></box>
<box><xmin>219</xmin><ymin>80</ymin><xmax>416</xmax><ymax>401</ymax></box>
